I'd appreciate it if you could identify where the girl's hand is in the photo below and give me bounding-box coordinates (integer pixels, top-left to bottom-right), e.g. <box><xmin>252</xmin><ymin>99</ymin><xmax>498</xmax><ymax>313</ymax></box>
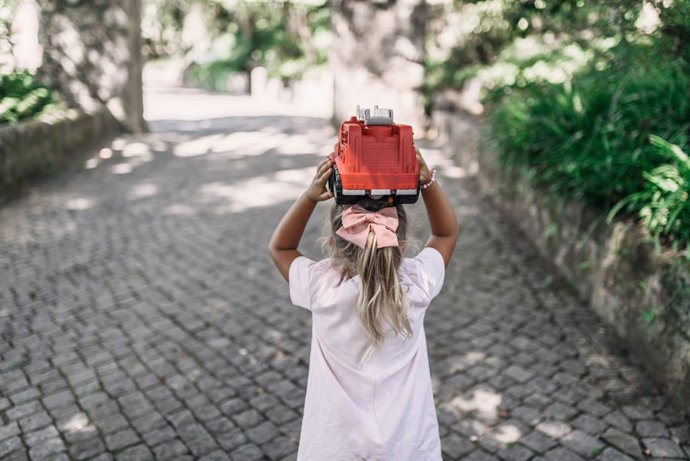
<box><xmin>305</xmin><ymin>157</ymin><xmax>334</xmax><ymax>203</ymax></box>
<box><xmin>416</xmin><ymin>147</ymin><xmax>431</xmax><ymax>183</ymax></box>
<box><xmin>270</xmin><ymin>156</ymin><xmax>333</xmax><ymax>280</ymax></box>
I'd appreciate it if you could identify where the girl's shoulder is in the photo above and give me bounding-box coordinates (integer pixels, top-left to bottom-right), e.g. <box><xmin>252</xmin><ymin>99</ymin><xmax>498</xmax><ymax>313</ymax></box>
<box><xmin>288</xmin><ymin>256</ymin><xmax>348</xmax><ymax>310</ymax></box>
<box><xmin>400</xmin><ymin>247</ymin><xmax>446</xmax><ymax>300</ymax></box>
<box><xmin>402</xmin><ymin>247</ymin><xmax>445</xmax><ymax>272</ymax></box>
<box><xmin>289</xmin><ymin>256</ymin><xmax>346</xmax><ymax>290</ymax></box>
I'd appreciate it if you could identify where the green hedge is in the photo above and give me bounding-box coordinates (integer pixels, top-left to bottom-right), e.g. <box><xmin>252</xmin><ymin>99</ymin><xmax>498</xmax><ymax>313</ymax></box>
<box><xmin>487</xmin><ymin>42</ymin><xmax>690</xmax><ymax>254</ymax></box>
<box><xmin>0</xmin><ymin>71</ymin><xmax>53</xmax><ymax>124</ymax></box>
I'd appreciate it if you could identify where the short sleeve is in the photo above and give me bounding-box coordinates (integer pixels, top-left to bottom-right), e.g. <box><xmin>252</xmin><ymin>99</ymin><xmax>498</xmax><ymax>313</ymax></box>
<box><xmin>405</xmin><ymin>247</ymin><xmax>446</xmax><ymax>302</ymax></box>
<box><xmin>288</xmin><ymin>256</ymin><xmax>319</xmax><ymax>310</ymax></box>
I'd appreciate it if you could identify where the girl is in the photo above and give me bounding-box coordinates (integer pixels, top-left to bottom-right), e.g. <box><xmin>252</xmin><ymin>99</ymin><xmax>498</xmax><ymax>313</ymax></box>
<box><xmin>269</xmin><ymin>148</ymin><xmax>459</xmax><ymax>460</ymax></box>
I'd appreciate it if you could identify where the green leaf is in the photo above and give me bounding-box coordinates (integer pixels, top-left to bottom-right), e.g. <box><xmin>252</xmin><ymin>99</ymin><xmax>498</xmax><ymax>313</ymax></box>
<box><xmin>544</xmin><ymin>223</ymin><xmax>558</xmax><ymax>238</ymax></box>
<box><xmin>650</xmin><ymin>134</ymin><xmax>689</xmax><ymax>163</ymax></box>
<box><xmin>579</xmin><ymin>261</ymin><xmax>593</xmax><ymax>270</ymax></box>
<box><xmin>641</xmin><ymin>307</ymin><xmax>661</xmax><ymax>326</ymax></box>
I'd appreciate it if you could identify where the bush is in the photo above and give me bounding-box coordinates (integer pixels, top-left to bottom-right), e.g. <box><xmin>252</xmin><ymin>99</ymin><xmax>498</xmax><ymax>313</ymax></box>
<box><xmin>608</xmin><ymin>136</ymin><xmax>690</xmax><ymax>254</ymax></box>
<box><xmin>184</xmin><ymin>54</ymin><xmax>250</xmax><ymax>92</ymax></box>
<box><xmin>424</xmin><ymin>0</ymin><xmax>644</xmax><ymax>109</ymax></box>
<box><xmin>158</xmin><ymin>0</ymin><xmax>331</xmax><ymax>91</ymax></box>
<box><xmin>427</xmin><ymin>1</ymin><xmax>690</xmax><ymax>255</ymax></box>
<box><xmin>487</xmin><ymin>41</ymin><xmax>690</xmax><ymax>251</ymax></box>
<box><xmin>0</xmin><ymin>71</ymin><xmax>53</xmax><ymax>124</ymax></box>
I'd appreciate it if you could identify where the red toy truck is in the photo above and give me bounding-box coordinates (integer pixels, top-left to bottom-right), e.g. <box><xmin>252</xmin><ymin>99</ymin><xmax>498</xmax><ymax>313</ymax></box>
<box><xmin>328</xmin><ymin>105</ymin><xmax>420</xmax><ymax>208</ymax></box>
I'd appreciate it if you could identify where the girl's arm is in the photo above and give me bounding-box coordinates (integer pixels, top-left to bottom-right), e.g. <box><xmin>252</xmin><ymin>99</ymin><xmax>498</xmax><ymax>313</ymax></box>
<box><xmin>417</xmin><ymin>148</ymin><xmax>459</xmax><ymax>267</ymax></box>
<box><xmin>269</xmin><ymin>157</ymin><xmax>333</xmax><ymax>281</ymax></box>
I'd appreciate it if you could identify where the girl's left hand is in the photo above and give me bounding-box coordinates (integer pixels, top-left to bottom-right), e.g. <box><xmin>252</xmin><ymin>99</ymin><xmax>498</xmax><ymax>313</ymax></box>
<box><xmin>304</xmin><ymin>156</ymin><xmax>334</xmax><ymax>203</ymax></box>
<box><xmin>415</xmin><ymin>147</ymin><xmax>431</xmax><ymax>183</ymax></box>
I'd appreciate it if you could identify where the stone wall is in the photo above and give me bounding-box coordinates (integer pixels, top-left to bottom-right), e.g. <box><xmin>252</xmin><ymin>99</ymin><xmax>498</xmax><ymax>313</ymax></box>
<box><xmin>432</xmin><ymin>105</ymin><xmax>690</xmax><ymax>413</ymax></box>
<box><xmin>0</xmin><ymin>1</ymin><xmax>141</xmax><ymax>199</ymax></box>
<box><xmin>36</xmin><ymin>0</ymin><xmax>146</xmax><ymax>133</ymax></box>
<box><xmin>330</xmin><ymin>0</ymin><xmax>426</xmax><ymax>129</ymax></box>
<box><xmin>0</xmin><ymin>106</ymin><xmax>115</xmax><ymax>198</ymax></box>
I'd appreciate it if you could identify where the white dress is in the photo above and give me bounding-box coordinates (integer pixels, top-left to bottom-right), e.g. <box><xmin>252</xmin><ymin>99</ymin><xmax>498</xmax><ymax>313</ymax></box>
<box><xmin>289</xmin><ymin>247</ymin><xmax>445</xmax><ymax>461</ymax></box>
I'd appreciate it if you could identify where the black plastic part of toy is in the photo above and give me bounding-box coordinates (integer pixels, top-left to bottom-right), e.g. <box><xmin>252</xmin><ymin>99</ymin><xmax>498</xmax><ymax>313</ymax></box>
<box><xmin>328</xmin><ymin>165</ymin><xmax>420</xmax><ymax>209</ymax></box>
<box><xmin>396</xmin><ymin>181</ymin><xmax>421</xmax><ymax>205</ymax></box>
<box><xmin>328</xmin><ymin>165</ymin><xmax>358</xmax><ymax>205</ymax></box>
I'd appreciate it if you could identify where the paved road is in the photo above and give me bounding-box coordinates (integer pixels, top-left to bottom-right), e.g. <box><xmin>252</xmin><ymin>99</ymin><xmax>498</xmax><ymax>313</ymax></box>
<box><xmin>1</xmin><ymin>79</ymin><xmax>688</xmax><ymax>460</ymax></box>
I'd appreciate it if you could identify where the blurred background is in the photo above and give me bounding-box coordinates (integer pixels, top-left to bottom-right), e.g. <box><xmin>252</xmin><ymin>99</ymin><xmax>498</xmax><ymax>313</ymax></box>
<box><xmin>2</xmin><ymin>0</ymin><xmax>689</xmax><ymax>253</ymax></box>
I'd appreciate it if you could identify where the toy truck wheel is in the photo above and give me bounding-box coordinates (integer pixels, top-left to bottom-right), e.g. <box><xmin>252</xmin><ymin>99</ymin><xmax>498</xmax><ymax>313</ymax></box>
<box><xmin>327</xmin><ymin>165</ymin><xmax>341</xmax><ymax>202</ymax></box>
<box><xmin>327</xmin><ymin>167</ymin><xmax>338</xmax><ymax>200</ymax></box>
<box><xmin>331</xmin><ymin>166</ymin><xmax>360</xmax><ymax>205</ymax></box>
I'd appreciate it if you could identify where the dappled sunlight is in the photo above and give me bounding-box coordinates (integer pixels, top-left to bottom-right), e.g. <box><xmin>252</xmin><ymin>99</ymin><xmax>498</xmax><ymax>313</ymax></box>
<box><xmin>536</xmin><ymin>420</ymin><xmax>572</xmax><ymax>438</ymax></box>
<box><xmin>210</xmin><ymin>132</ymin><xmax>284</xmax><ymax>158</ymax></box>
<box><xmin>174</xmin><ymin>133</ymin><xmax>224</xmax><ymax>157</ymax></box>
<box><xmin>439</xmin><ymin>387</ymin><xmax>530</xmax><ymax>450</ymax></box>
<box><xmin>447</xmin><ymin>351</ymin><xmax>487</xmax><ymax>373</ymax></box>
<box><xmin>84</xmin><ymin>158</ymin><xmax>99</xmax><ymax>170</ymax></box>
<box><xmin>122</xmin><ymin>142</ymin><xmax>152</xmax><ymax>161</ymax></box>
<box><xmin>128</xmin><ymin>183</ymin><xmax>158</xmax><ymax>200</ymax></box>
<box><xmin>107</xmin><ymin>139</ymin><xmax>156</xmax><ymax>174</ymax></box>
<box><xmin>420</xmin><ymin>144</ymin><xmax>478</xmax><ymax>179</ymax></box>
<box><xmin>82</xmin><ymin>145</ymin><xmax>112</xmax><ymax>170</ymax></box>
<box><xmin>457</xmin><ymin>419</ymin><xmax>491</xmax><ymax>441</ymax></box>
<box><xmin>111</xmin><ymin>138</ymin><xmax>128</xmax><ymax>152</ymax></box>
<box><xmin>446</xmin><ymin>387</ymin><xmax>502</xmax><ymax>421</ymax></box>
<box><xmin>162</xmin><ymin>204</ymin><xmax>196</xmax><ymax>216</ymax></box>
<box><xmin>149</xmin><ymin>140</ymin><xmax>169</xmax><ymax>152</ymax></box>
<box><xmin>585</xmin><ymin>353</ymin><xmax>613</xmax><ymax>368</ymax></box>
<box><xmin>274</xmin><ymin>167</ymin><xmax>316</xmax><ymax>183</ymax></box>
<box><xmin>198</xmin><ymin>165</ymin><xmax>313</xmax><ymax>213</ymax></box>
<box><xmin>63</xmin><ymin>197</ymin><xmax>96</xmax><ymax>210</ymax></box>
<box><xmin>260</xmin><ymin>125</ymin><xmax>290</xmax><ymax>135</ymax></box>
<box><xmin>170</xmin><ymin>131</ymin><xmax>320</xmax><ymax>160</ymax></box>
<box><xmin>275</xmin><ymin>135</ymin><xmax>330</xmax><ymax>156</ymax></box>
<box><xmin>491</xmin><ymin>422</ymin><xmax>523</xmax><ymax>444</ymax></box>
<box><xmin>81</xmin><ymin>137</ymin><xmax>162</xmax><ymax>174</ymax></box>
<box><xmin>111</xmin><ymin>163</ymin><xmax>133</xmax><ymax>175</ymax></box>
<box><xmin>59</xmin><ymin>413</ymin><xmax>95</xmax><ymax>434</ymax></box>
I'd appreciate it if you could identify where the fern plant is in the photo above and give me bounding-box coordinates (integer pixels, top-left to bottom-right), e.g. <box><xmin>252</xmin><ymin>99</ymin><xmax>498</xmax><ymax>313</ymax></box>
<box><xmin>608</xmin><ymin>135</ymin><xmax>690</xmax><ymax>254</ymax></box>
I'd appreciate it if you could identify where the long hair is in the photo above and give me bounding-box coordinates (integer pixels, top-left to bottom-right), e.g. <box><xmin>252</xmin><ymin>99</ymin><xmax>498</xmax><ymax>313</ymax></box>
<box><xmin>327</xmin><ymin>204</ymin><xmax>412</xmax><ymax>347</ymax></box>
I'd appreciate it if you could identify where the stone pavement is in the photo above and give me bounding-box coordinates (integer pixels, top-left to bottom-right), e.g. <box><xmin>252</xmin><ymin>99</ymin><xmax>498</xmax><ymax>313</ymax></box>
<box><xmin>1</xmin><ymin>79</ymin><xmax>689</xmax><ymax>461</ymax></box>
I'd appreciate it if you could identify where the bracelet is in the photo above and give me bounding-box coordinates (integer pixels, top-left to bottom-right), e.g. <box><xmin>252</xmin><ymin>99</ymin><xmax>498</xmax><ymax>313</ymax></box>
<box><xmin>420</xmin><ymin>168</ymin><xmax>437</xmax><ymax>190</ymax></box>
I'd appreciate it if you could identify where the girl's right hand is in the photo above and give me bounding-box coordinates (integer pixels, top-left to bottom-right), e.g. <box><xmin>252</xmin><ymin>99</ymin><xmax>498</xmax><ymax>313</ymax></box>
<box><xmin>304</xmin><ymin>156</ymin><xmax>334</xmax><ymax>203</ymax></box>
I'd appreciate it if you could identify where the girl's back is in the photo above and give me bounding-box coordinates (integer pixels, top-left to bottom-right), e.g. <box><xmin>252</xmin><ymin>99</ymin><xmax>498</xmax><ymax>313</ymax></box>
<box><xmin>290</xmin><ymin>247</ymin><xmax>445</xmax><ymax>460</ymax></box>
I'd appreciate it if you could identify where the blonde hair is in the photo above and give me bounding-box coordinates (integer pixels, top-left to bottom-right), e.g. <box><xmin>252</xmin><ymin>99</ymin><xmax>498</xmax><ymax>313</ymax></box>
<box><xmin>327</xmin><ymin>204</ymin><xmax>412</xmax><ymax>348</ymax></box>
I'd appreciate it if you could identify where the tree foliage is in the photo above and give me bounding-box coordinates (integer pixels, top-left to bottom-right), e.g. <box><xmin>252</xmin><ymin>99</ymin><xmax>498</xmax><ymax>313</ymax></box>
<box><xmin>475</xmin><ymin>0</ymin><xmax>690</xmax><ymax>254</ymax></box>
<box><xmin>142</xmin><ymin>0</ymin><xmax>331</xmax><ymax>80</ymax></box>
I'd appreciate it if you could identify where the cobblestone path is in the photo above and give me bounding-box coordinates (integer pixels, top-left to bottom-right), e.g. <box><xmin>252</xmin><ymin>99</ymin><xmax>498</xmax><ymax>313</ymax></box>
<box><xmin>1</xmin><ymin>80</ymin><xmax>689</xmax><ymax>460</ymax></box>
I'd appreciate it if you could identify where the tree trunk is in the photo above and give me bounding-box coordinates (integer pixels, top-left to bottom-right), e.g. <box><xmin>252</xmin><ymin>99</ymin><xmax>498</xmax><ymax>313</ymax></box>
<box><xmin>36</xmin><ymin>0</ymin><xmax>147</xmax><ymax>133</ymax></box>
<box><xmin>330</xmin><ymin>0</ymin><xmax>427</xmax><ymax>130</ymax></box>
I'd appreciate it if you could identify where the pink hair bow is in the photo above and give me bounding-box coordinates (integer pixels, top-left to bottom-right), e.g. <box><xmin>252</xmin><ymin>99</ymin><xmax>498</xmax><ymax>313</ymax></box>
<box><xmin>336</xmin><ymin>205</ymin><xmax>399</xmax><ymax>249</ymax></box>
